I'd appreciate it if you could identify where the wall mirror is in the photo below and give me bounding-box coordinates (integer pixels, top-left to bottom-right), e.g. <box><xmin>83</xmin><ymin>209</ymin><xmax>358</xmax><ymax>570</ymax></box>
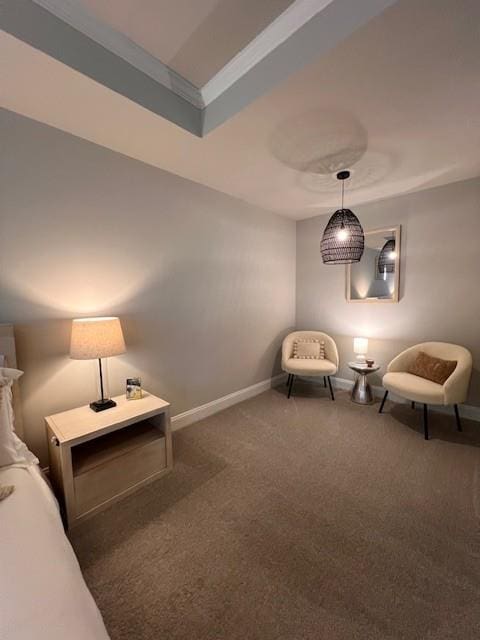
<box><xmin>346</xmin><ymin>225</ymin><xmax>401</xmax><ymax>303</ymax></box>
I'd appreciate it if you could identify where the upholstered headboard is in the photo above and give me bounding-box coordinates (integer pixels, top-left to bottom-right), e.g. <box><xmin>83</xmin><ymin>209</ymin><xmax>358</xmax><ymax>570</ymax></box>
<box><xmin>0</xmin><ymin>324</ymin><xmax>24</xmax><ymax>438</ymax></box>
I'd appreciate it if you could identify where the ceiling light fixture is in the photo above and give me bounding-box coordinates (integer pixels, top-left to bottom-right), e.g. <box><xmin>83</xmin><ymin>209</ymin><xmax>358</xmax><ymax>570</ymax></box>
<box><xmin>320</xmin><ymin>171</ymin><xmax>364</xmax><ymax>264</ymax></box>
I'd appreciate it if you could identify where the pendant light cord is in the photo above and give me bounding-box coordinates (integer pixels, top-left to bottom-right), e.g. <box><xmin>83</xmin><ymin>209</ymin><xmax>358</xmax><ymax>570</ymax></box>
<box><xmin>341</xmin><ymin>178</ymin><xmax>345</xmax><ymax>209</ymax></box>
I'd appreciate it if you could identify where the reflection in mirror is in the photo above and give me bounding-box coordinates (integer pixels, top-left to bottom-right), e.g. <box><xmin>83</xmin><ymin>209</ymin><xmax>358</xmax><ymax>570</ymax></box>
<box><xmin>346</xmin><ymin>226</ymin><xmax>401</xmax><ymax>303</ymax></box>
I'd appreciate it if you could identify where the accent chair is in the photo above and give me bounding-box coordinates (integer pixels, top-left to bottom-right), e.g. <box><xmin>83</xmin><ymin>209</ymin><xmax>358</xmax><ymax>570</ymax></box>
<box><xmin>379</xmin><ymin>342</ymin><xmax>472</xmax><ymax>440</ymax></box>
<box><xmin>282</xmin><ymin>331</ymin><xmax>339</xmax><ymax>399</ymax></box>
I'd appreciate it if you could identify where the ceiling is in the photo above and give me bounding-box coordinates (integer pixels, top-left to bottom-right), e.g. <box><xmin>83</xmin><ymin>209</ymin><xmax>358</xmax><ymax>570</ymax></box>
<box><xmin>4</xmin><ymin>0</ymin><xmax>396</xmax><ymax>133</ymax></box>
<box><xmin>75</xmin><ymin>0</ymin><xmax>294</xmax><ymax>87</ymax></box>
<box><xmin>1</xmin><ymin>0</ymin><xmax>480</xmax><ymax>220</ymax></box>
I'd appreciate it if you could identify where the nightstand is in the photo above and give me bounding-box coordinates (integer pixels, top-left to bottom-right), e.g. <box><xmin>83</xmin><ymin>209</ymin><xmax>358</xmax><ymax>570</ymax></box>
<box><xmin>46</xmin><ymin>392</ymin><xmax>172</xmax><ymax>529</ymax></box>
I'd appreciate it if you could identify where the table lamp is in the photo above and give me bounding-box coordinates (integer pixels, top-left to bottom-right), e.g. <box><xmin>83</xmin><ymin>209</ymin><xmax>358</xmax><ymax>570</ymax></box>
<box><xmin>70</xmin><ymin>317</ymin><xmax>126</xmax><ymax>412</ymax></box>
<box><xmin>353</xmin><ymin>337</ymin><xmax>368</xmax><ymax>363</ymax></box>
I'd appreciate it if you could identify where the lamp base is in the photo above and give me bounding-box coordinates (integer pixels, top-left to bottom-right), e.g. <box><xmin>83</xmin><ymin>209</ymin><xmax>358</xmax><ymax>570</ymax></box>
<box><xmin>355</xmin><ymin>355</ymin><xmax>367</xmax><ymax>364</ymax></box>
<box><xmin>89</xmin><ymin>398</ymin><xmax>117</xmax><ymax>412</ymax></box>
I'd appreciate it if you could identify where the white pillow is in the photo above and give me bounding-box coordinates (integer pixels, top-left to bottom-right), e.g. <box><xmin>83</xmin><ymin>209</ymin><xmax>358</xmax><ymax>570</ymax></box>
<box><xmin>0</xmin><ymin>368</ymin><xmax>37</xmax><ymax>467</ymax></box>
<box><xmin>293</xmin><ymin>339</ymin><xmax>326</xmax><ymax>360</ymax></box>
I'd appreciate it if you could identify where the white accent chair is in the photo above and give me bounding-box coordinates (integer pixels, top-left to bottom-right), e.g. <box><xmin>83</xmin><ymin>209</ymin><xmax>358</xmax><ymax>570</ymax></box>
<box><xmin>379</xmin><ymin>342</ymin><xmax>473</xmax><ymax>440</ymax></box>
<box><xmin>282</xmin><ymin>331</ymin><xmax>339</xmax><ymax>399</ymax></box>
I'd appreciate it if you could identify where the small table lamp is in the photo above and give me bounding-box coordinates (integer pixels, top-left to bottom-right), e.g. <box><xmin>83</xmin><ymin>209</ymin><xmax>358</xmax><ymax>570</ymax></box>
<box><xmin>353</xmin><ymin>337</ymin><xmax>368</xmax><ymax>363</ymax></box>
<box><xmin>70</xmin><ymin>317</ymin><xmax>126</xmax><ymax>412</ymax></box>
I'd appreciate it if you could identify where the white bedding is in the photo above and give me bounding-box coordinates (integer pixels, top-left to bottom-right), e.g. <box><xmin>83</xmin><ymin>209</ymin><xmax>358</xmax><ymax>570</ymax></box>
<box><xmin>0</xmin><ymin>464</ymin><xmax>110</xmax><ymax>640</ymax></box>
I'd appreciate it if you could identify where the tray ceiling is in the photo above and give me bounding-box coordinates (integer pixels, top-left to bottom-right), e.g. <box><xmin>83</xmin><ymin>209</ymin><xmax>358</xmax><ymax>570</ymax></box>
<box><xmin>75</xmin><ymin>0</ymin><xmax>295</xmax><ymax>87</ymax></box>
<box><xmin>1</xmin><ymin>0</ymin><xmax>479</xmax><ymax>219</ymax></box>
<box><xmin>2</xmin><ymin>0</ymin><xmax>397</xmax><ymax>134</ymax></box>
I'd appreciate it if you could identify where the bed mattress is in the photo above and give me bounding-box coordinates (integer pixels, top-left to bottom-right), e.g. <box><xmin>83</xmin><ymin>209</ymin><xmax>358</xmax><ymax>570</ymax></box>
<box><xmin>0</xmin><ymin>464</ymin><xmax>110</xmax><ymax>640</ymax></box>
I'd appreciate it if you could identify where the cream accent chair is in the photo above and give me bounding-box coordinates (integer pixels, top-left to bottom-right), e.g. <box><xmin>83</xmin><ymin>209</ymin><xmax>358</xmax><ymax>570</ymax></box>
<box><xmin>379</xmin><ymin>342</ymin><xmax>472</xmax><ymax>440</ymax></box>
<box><xmin>282</xmin><ymin>331</ymin><xmax>339</xmax><ymax>399</ymax></box>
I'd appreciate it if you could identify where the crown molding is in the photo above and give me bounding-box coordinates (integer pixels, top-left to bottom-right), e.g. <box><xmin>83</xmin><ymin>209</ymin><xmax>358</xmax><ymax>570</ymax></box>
<box><xmin>8</xmin><ymin>0</ymin><xmax>397</xmax><ymax>136</ymax></box>
<box><xmin>2</xmin><ymin>0</ymin><xmax>202</xmax><ymax>135</ymax></box>
<box><xmin>202</xmin><ymin>0</ymin><xmax>397</xmax><ymax>133</ymax></box>
<box><xmin>200</xmin><ymin>0</ymin><xmax>335</xmax><ymax>106</ymax></box>
<box><xmin>31</xmin><ymin>0</ymin><xmax>204</xmax><ymax>108</ymax></box>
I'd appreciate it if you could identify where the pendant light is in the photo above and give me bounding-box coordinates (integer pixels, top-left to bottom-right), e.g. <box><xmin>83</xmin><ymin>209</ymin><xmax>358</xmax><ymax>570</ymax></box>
<box><xmin>378</xmin><ymin>238</ymin><xmax>396</xmax><ymax>276</ymax></box>
<box><xmin>320</xmin><ymin>171</ymin><xmax>364</xmax><ymax>264</ymax></box>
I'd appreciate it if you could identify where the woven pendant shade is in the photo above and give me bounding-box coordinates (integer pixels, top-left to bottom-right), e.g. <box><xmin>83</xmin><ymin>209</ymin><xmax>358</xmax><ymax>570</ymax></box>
<box><xmin>321</xmin><ymin>170</ymin><xmax>364</xmax><ymax>265</ymax></box>
<box><xmin>378</xmin><ymin>239</ymin><xmax>396</xmax><ymax>274</ymax></box>
<box><xmin>321</xmin><ymin>209</ymin><xmax>364</xmax><ymax>264</ymax></box>
<box><xmin>321</xmin><ymin>208</ymin><xmax>365</xmax><ymax>264</ymax></box>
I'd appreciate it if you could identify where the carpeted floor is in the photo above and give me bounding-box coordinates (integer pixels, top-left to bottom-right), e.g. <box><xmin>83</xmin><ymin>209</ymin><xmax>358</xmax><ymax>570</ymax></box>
<box><xmin>70</xmin><ymin>383</ymin><xmax>480</xmax><ymax>640</ymax></box>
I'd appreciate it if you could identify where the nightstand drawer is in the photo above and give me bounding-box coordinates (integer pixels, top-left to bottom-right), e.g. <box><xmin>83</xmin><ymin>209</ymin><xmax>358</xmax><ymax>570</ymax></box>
<box><xmin>74</xmin><ymin>436</ymin><xmax>166</xmax><ymax>516</ymax></box>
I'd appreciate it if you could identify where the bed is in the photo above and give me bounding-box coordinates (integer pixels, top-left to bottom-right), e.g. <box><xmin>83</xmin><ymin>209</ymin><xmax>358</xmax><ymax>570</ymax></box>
<box><xmin>0</xmin><ymin>324</ymin><xmax>110</xmax><ymax>640</ymax></box>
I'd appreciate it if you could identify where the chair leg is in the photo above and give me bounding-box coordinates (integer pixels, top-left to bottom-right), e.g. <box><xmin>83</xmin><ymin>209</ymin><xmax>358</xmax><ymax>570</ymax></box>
<box><xmin>287</xmin><ymin>374</ymin><xmax>295</xmax><ymax>399</ymax></box>
<box><xmin>379</xmin><ymin>390</ymin><xmax>388</xmax><ymax>413</ymax></box>
<box><xmin>286</xmin><ymin>373</ymin><xmax>292</xmax><ymax>387</ymax></box>
<box><xmin>423</xmin><ymin>404</ymin><xmax>429</xmax><ymax>440</ymax></box>
<box><xmin>454</xmin><ymin>404</ymin><xmax>462</xmax><ymax>432</ymax></box>
<box><xmin>324</xmin><ymin>376</ymin><xmax>327</xmax><ymax>388</ymax></box>
<box><xmin>327</xmin><ymin>376</ymin><xmax>335</xmax><ymax>401</ymax></box>
<box><xmin>411</xmin><ymin>401</ymin><xmax>415</xmax><ymax>410</ymax></box>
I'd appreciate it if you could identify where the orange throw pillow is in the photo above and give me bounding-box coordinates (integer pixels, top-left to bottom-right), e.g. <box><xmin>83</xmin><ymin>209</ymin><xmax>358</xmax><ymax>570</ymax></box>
<box><xmin>408</xmin><ymin>351</ymin><xmax>457</xmax><ymax>385</ymax></box>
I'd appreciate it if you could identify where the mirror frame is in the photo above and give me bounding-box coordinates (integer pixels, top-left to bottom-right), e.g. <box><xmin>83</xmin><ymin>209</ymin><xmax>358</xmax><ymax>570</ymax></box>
<box><xmin>346</xmin><ymin>225</ymin><xmax>401</xmax><ymax>303</ymax></box>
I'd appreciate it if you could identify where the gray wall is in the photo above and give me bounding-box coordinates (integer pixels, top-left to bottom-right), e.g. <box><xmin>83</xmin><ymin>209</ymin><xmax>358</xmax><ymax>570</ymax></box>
<box><xmin>0</xmin><ymin>109</ymin><xmax>296</xmax><ymax>465</ymax></box>
<box><xmin>2</xmin><ymin>106</ymin><xmax>479</xmax><ymax>466</ymax></box>
<box><xmin>297</xmin><ymin>177</ymin><xmax>480</xmax><ymax>404</ymax></box>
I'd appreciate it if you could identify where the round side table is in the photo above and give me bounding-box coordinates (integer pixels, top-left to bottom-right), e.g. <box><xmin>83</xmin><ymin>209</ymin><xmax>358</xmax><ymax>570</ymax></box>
<box><xmin>348</xmin><ymin>362</ymin><xmax>380</xmax><ymax>405</ymax></box>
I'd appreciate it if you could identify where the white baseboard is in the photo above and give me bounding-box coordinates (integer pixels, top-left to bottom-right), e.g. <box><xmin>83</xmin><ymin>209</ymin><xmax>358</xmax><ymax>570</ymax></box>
<box><xmin>171</xmin><ymin>373</ymin><xmax>287</xmax><ymax>431</ymax></box>
<box><xmin>330</xmin><ymin>375</ymin><xmax>480</xmax><ymax>422</ymax></box>
<box><xmin>171</xmin><ymin>373</ymin><xmax>480</xmax><ymax>431</ymax></box>
<box><xmin>39</xmin><ymin>373</ymin><xmax>477</xmax><ymax>473</ymax></box>
<box><xmin>42</xmin><ymin>376</ymin><xmax>285</xmax><ymax>472</ymax></box>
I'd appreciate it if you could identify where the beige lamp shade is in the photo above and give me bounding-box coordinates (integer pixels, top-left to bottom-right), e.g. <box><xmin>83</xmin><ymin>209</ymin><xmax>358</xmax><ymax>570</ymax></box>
<box><xmin>353</xmin><ymin>337</ymin><xmax>368</xmax><ymax>355</ymax></box>
<box><xmin>70</xmin><ymin>317</ymin><xmax>126</xmax><ymax>360</ymax></box>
